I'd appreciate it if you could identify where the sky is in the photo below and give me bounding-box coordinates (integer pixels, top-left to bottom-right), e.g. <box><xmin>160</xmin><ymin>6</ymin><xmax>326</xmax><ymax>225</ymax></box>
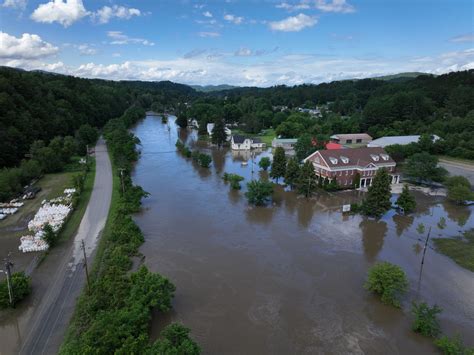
<box><xmin>0</xmin><ymin>0</ymin><xmax>473</xmax><ymax>87</ymax></box>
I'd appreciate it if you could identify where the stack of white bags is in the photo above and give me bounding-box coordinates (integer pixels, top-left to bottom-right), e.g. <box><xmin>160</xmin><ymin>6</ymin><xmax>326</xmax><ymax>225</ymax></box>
<box><xmin>0</xmin><ymin>201</ymin><xmax>25</xmax><ymax>221</ymax></box>
<box><xmin>19</xmin><ymin>188</ymin><xmax>76</xmax><ymax>253</ymax></box>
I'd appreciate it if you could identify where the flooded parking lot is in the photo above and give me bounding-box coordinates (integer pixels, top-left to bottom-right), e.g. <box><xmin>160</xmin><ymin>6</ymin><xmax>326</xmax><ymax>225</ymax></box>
<box><xmin>131</xmin><ymin>115</ymin><xmax>474</xmax><ymax>354</ymax></box>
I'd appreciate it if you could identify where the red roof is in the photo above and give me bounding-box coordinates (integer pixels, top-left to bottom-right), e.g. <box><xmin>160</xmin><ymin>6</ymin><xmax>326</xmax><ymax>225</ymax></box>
<box><xmin>326</xmin><ymin>142</ymin><xmax>342</xmax><ymax>150</ymax></box>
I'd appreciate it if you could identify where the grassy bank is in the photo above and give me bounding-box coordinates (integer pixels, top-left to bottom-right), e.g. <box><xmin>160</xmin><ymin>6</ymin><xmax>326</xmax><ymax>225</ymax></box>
<box><xmin>433</xmin><ymin>229</ymin><xmax>474</xmax><ymax>272</ymax></box>
<box><xmin>233</xmin><ymin>128</ymin><xmax>276</xmax><ymax>146</ymax></box>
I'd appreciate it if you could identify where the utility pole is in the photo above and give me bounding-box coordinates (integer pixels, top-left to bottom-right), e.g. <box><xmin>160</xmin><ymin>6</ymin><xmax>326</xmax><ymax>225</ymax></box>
<box><xmin>81</xmin><ymin>240</ymin><xmax>91</xmax><ymax>294</ymax></box>
<box><xmin>118</xmin><ymin>168</ymin><xmax>126</xmax><ymax>195</ymax></box>
<box><xmin>86</xmin><ymin>144</ymin><xmax>89</xmax><ymax>164</ymax></box>
<box><xmin>416</xmin><ymin>226</ymin><xmax>432</xmax><ymax>300</ymax></box>
<box><xmin>251</xmin><ymin>152</ymin><xmax>255</xmax><ymax>180</ymax></box>
<box><xmin>2</xmin><ymin>255</ymin><xmax>14</xmax><ymax>306</ymax></box>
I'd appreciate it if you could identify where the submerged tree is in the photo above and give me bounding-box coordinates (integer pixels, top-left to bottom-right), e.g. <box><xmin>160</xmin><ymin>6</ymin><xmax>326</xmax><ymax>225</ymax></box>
<box><xmin>297</xmin><ymin>161</ymin><xmax>317</xmax><ymax>197</ymax></box>
<box><xmin>365</xmin><ymin>262</ymin><xmax>408</xmax><ymax>308</ymax></box>
<box><xmin>396</xmin><ymin>184</ymin><xmax>416</xmax><ymax>214</ymax></box>
<box><xmin>362</xmin><ymin>168</ymin><xmax>392</xmax><ymax>217</ymax></box>
<box><xmin>211</xmin><ymin>119</ymin><xmax>228</xmax><ymax>147</ymax></box>
<box><xmin>245</xmin><ymin>180</ymin><xmax>273</xmax><ymax>206</ymax></box>
<box><xmin>223</xmin><ymin>173</ymin><xmax>244</xmax><ymax>190</ymax></box>
<box><xmin>284</xmin><ymin>157</ymin><xmax>300</xmax><ymax>189</ymax></box>
<box><xmin>270</xmin><ymin>147</ymin><xmax>286</xmax><ymax>182</ymax></box>
<box><xmin>176</xmin><ymin>113</ymin><xmax>188</xmax><ymax>128</ymax></box>
<box><xmin>258</xmin><ymin>157</ymin><xmax>271</xmax><ymax>171</ymax></box>
<box><xmin>411</xmin><ymin>301</ymin><xmax>442</xmax><ymax>338</ymax></box>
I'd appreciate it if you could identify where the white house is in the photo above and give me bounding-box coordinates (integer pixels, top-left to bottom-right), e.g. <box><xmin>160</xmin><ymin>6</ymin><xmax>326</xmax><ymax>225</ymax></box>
<box><xmin>207</xmin><ymin>123</ymin><xmax>232</xmax><ymax>141</ymax></box>
<box><xmin>231</xmin><ymin>135</ymin><xmax>265</xmax><ymax>150</ymax></box>
<box><xmin>189</xmin><ymin>118</ymin><xmax>199</xmax><ymax>128</ymax></box>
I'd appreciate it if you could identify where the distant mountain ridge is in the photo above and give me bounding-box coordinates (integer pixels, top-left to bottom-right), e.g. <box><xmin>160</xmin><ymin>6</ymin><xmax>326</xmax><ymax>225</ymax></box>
<box><xmin>191</xmin><ymin>84</ymin><xmax>238</xmax><ymax>92</ymax></box>
<box><xmin>371</xmin><ymin>72</ymin><xmax>433</xmax><ymax>82</ymax></box>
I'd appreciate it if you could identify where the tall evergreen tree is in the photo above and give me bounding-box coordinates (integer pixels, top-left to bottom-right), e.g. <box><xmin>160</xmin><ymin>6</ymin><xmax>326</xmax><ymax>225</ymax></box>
<box><xmin>284</xmin><ymin>157</ymin><xmax>300</xmax><ymax>189</ymax></box>
<box><xmin>297</xmin><ymin>161</ymin><xmax>318</xmax><ymax>197</ymax></box>
<box><xmin>396</xmin><ymin>184</ymin><xmax>416</xmax><ymax>214</ymax></box>
<box><xmin>362</xmin><ymin>168</ymin><xmax>392</xmax><ymax>217</ymax></box>
<box><xmin>270</xmin><ymin>147</ymin><xmax>286</xmax><ymax>182</ymax></box>
<box><xmin>198</xmin><ymin>119</ymin><xmax>208</xmax><ymax>136</ymax></box>
<box><xmin>175</xmin><ymin>113</ymin><xmax>188</xmax><ymax>128</ymax></box>
<box><xmin>211</xmin><ymin>119</ymin><xmax>227</xmax><ymax>147</ymax></box>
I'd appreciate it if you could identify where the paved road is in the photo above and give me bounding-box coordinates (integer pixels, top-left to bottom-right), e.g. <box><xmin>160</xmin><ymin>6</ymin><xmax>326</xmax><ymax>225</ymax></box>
<box><xmin>439</xmin><ymin>158</ymin><xmax>474</xmax><ymax>185</ymax></box>
<box><xmin>19</xmin><ymin>138</ymin><xmax>112</xmax><ymax>355</ymax></box>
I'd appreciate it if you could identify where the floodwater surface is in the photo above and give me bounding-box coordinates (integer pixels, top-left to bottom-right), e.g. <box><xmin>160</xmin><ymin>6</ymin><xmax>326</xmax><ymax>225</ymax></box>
<box><xmin>132</xmin><ymin>116</ymin><xmax>474</xmax><ymax>354</ymax></box>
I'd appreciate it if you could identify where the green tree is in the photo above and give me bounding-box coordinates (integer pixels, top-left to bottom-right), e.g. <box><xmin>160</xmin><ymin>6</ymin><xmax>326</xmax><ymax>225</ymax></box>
<box><xmin>362</xmin><ymin>169</ymin><xmax>392</xmax><ymax>217</ymax></box>
<box><xmin>365</xmin><ymin>262</ymin><xmax>408</xmax><ymax>308</ymax></box>
<box><xmin>245</xmin><ymin>180</ymin><xmax>273</xmax><ymax>206</ymax></box>
<box><xmin>62</xmin><ymin>135</ymin><xmax>78</xmax><ymax>161</ymax></box>
<box><xmin>76</xmin><ymin>124</ymin><xmax>98</xmax><ymax>150</ymax></box>
<box><xmin>148</xmin><ymin>323</ymin><xmax>201</xmax><ymax>355</ymax></box>
<box><xmin>0</xmin><ymin>271</ymin><xmax>32</xmax><ymax>308</ymax></box>
<box><xmin>285</xmin><ymin>157</ymin><xmax>300</xmax><ymax>189</ymax></box>
<box><xmin>396</xmin><ymin>184</ymin><xmax>416</xmax><ymax>214</ymax></box>
<box><xmin>270</xmin><ymin>147</ymin><xmax>286</xmax><ymax>182</ymax></box>
<box><xmin>43</xmin><ymin>223</ymin><xmax>58</xmax><ymax>247</ymax></box>
<box><xmin>297</xmin><ymin>161</ymin><xmax>317</xmax><ymax>197</ymax></box>
<box><xmin>258</xmin><ymin>157</ymin><xmax>271</xmax><ymax>171</ymax></box>
<box><xmin>211</xmin><ymin>119</ymin><xmax>228</xmax><ymax>147</ymax></box>
<box><xmin>405</xmin><ymin>152</ymin><xmax>448</xmax><ymax>183</ymax></box>
<box><xmin>411</xmin><ymin>302</ymin><xmax>442</xmax><ymax>338</ymax></box>
<box><xmin>295</xmin><ymin>134</ymin><xmax>317</xmax><ymax>161</ymax></box>
<box><xmin>445</xmin><ymin>176</ymin><xmax>473</xmax><ymax>205</ymax></box>
<box><xmin>176</xmin><ymin>113</ymin><xmax>188</xmax><ymax>128</ymax></box>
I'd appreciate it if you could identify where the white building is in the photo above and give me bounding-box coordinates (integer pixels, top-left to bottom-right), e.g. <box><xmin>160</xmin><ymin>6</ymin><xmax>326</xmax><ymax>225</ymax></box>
<box><xmin>231</xmin><ymin>135</ymin><xmax>266</xmax><ymax>150</ymax></box>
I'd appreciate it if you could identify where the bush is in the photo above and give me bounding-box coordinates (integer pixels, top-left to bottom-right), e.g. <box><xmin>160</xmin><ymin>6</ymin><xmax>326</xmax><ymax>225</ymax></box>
<box><xmin>0</xmin><ymin>271</ymin><xmax>32</xmax><ymax>308</ymax></box>
<box><xmin>223</xmin><ymin>173</ymin><xmax>244</xmax><ymax>190</ymax></box>
<box><xmin>445</xmin><ymin>176</ymin><xmax>473</xmax><ymax>205</ymax></box>
<box><xmin>245</xmin><ymin>180</ymin><xmax>273</xmax><ymax>206</ymax></box>
<box><xmin>411</xmin><ymin>301</ymin><xmax>442</xmax><ymax>338</ymax></box>
<box><xmin>197</xmin><ymin>153</ymin><xmax>212</xmax><ymax>168</ymax></box>
<box><xmin>43</xmin><ymin>223</ymin><xmax>58</xmax><ymax>247</ymax></box>
<box><xmin>364</xmin><ymin>262</ymin><xmax>408</xmax><ymax>307</ymax></box>
<box><xmin>258</xmin><ymin>157</ymin><xmax>271</xmax><ymax>171</ymax></box>
<box><xmin>434</xmin><ymin>334</ymin><xmax>473</xmax><ymax>355</ymax></box>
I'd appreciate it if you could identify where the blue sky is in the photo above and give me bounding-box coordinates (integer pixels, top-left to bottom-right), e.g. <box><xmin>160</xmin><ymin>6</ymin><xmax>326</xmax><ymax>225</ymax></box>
<box><xmin>0</xmin><ymin>0</ymin><xmax>473</xmax><ymax>86</ymax></box>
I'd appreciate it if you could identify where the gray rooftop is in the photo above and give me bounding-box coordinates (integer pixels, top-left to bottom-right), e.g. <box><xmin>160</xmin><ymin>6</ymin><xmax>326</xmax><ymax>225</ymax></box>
<box><xmin>368</xmin><ymin>135</ymin><xmax>440</xmax><ymax>148</ymax></box>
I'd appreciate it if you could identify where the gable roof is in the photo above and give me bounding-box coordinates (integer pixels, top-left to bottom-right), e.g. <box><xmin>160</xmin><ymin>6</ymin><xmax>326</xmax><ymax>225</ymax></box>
<box><xmin>312</xmin><ymin>147</ymin><xmax>395</xmax><ymax>168</ymax></box>
<box><xmin>232</xmin><ymin>135</ymin><xmax>246</xmax><ymax>144</ymax></box>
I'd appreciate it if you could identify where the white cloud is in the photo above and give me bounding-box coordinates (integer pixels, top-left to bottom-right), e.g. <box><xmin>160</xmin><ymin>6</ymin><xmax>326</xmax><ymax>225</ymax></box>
<box><xmin>314</xmin><ymin>0</ymin><xmax>355</xmax><ymax>13</ymax></box>
<box><xmin>107</xmin><ymin>31</ymin><xmax>155</xmax><ymax>46</ymax></box>
<box><xmin>197</xmin><ymin>31</ymin><xmax>220</xmax><ymax>38</ymax></box>
<box><xmin>0</xmin><ymin>31</ymin><xmax>59</xmax><ymax>59</ymax></box>
<box><xmin>269</xmin><ymin>13</ymin><xmax>317</xmax><ymax>32</ymax></box>
<box><xmin>31</xmin><ymin>0</ymin><xmax>88</xmax><ymax>27</ymax></box>
<box><xmin>276</xmin><ymin>2</ymin><xmax>310</xmax><ymax>11</ymax></box>
<box><xmin>450</xmin><ymin>33</ymin><xmax>474</xmax><ymax>43</ymax></box>
<box><xmin>203</xmin><ymin>11</ymin><xmax>212</xmax><ymax>18</ymax></box>
<box><xmin>2</xmin><ymin>0</ymin><xmax>27</xmax><ymax>9</ymax></box>
<box><xmin>92</xmin><ymin>5</ymin><xmax>141</xmax><ymax>24</ymax></box>
<box><xmin>76</xmin><ymin>44</ymin><xmax>97</xmax><ymax>55</ymax></box>
<box><xmin>224</xmin><ymin>14</ymin><xmax>243</xmax><ymax>24</ymax></box>
<box><xmin>235</xmin><ymin>47</ymin><xmax>252</xmax><ymax>56</ymax></box>
<box><xmin>112</xmin><ymin>52</ymin><xmax>121</xmax><ymax>58</ymax></box>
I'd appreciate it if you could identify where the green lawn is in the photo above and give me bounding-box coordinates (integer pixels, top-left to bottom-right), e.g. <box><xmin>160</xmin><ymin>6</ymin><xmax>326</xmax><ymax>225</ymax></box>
<box><xmin>433</xmin><ymin>229</ymin><xmax>474</xmax><ymax>272</ymax></box>
<box><xmin>232</xmin><ymin>128</ymin><xmax>276</xmax><ymax>146</ymax></box>
<box><xmin>438</xmin><ymin>155</ymin><xmax>474</xmax><ymax>167</ymax></box>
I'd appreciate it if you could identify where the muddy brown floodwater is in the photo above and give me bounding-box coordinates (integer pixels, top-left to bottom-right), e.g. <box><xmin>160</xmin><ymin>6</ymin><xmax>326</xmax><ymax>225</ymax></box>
<box><xmin>132</xmin><ymin>116</ymin><xmax>474</xmax><ymax>354</ymax></box>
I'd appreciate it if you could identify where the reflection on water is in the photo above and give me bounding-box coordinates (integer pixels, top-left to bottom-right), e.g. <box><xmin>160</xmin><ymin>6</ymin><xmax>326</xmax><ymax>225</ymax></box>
<box><xmin>132</xmin><ymin>116</ymin><xmax>474</xmax><ymax>354</ymax></box>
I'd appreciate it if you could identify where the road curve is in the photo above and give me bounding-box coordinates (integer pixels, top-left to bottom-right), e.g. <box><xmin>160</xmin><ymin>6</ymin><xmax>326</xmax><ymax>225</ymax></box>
<box><xmin>19</xmin><ymin>138</ymin><xmax>112</xmax><ymax>355</ymax></box>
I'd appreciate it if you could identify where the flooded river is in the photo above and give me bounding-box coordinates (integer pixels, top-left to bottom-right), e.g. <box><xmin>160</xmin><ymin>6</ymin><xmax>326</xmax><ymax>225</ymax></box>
<box><xmin>132</xmin><ymin>115</ymin><xmax>473</xmax><ymax>354</ymax></box>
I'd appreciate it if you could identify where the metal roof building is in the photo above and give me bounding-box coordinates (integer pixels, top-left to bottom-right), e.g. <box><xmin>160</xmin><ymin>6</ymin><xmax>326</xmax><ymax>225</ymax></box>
<box><xmin>367</xmin><ymin>135</ymin><xmax>440</xmax><ymax>148</ymax></box>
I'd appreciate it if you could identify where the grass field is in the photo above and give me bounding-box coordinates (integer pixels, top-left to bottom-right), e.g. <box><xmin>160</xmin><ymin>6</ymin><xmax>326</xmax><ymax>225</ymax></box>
<box><xmin>232</xmin><ymin>128</ymin><xmax>276</xmax><ymax>146</ymax></box>
<box><xmin>433</xmin><ymin>229</ymin><xmax>474</xmax><ymax>272</ymax></box>
<box><xmin>438</xmin><ymin>155</ymin><xmax>474</xmax><ymax>167</ymax></box>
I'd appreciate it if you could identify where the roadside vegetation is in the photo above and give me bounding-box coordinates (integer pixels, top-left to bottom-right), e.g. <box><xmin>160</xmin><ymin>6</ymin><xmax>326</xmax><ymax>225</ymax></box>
<box><xmin>61</xmin><ymin>106</ymin><xmax>200</xmax><ymax>354</ymax></box>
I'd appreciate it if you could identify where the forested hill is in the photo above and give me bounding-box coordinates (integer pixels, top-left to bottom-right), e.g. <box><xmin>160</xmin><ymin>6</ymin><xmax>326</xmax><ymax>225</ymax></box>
<box><xmin>0</xmin><ymin>67</ymin><xmax>197</xmax><ymax>167</ymax></box>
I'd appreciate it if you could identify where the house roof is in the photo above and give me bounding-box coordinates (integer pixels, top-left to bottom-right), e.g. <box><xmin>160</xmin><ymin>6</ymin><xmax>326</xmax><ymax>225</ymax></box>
<box><xmin>252</xmin><ymin>137</ymin><xmax>262</xmax><ymax>143</ymax></box>
<box><xmin>325</xmin><ymin>142</ymin><xmax>342</xmax><ymax>150</ymax></box>
<box><xmin>232</xmin><ymin>135</ymin><xmax>246</xmax><ymax>143</ymax></box>
<box><xmin>273</xmin><ymin>138</ymin><xmax>298</xmax><ymax>144</ymax></box>
<box><xmin>330</xmin><ymin>133</ymin><xmax>373</xmax><ymax>141</ymax></box>
<box><xmin>368</xmin><ymin>135</ymin><xmax>441</xmax><ymax>148</ymax></box>
<box><xmin>308</xmin><ymin>147</ymin><xmax>395</xmax><ymax>168</ymax></box>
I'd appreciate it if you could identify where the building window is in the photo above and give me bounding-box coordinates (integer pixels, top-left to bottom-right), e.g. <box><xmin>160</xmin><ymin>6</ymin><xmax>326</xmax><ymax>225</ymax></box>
<box><xmin>346</xmin><ymin>139</ymin><xmax>353</xmax><ymax>144</ymax></box>
<box><xmin>356</xmin><ymin>139</ymin><xmax>362</xmax><ymax>143</ymax></box>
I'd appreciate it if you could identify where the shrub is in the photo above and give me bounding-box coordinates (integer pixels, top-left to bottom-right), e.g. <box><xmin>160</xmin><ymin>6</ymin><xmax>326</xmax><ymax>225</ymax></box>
<box><xmin>198</xmin><ymin>153</ymin><xmax>212</xmax><ymax>168</ymax></box>
<box><xmin>223</xmin><ymin>173</ymin><xmax>244</xmax><ymax>190</ymax></box>
<box><xmin>43</xmin><ymin>223</ymin><xmax>58</xmax><ymax>248</ymax></box>
<box><xmin>434</xmin><ymin>334</ymin><xmax>473</xmax><ymax>355</ymax></box>
<box><xmin>258</xmin><ymin>157</ymin><xmax>271</xmax><ymax>171</ymax></box>
<box><xmin>364</xmin><ymin>262</ymin><xmax>408</xmax><ymax>307</ymax></box>
<box><xmin>411</xmin><ymin>301</ymin><xmax>442</xmax><ymax>337</ymax></box>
